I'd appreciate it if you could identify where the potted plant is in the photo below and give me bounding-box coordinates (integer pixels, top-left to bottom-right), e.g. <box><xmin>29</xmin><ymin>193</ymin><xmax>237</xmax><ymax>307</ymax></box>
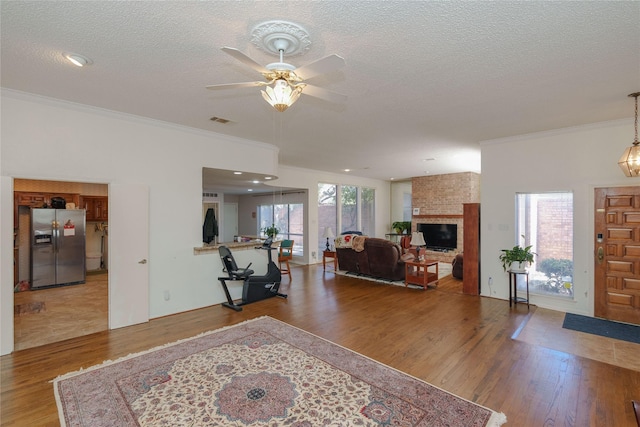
<box><xmin>499</xmin><ymin>236</ymin><xmax>536</xmax><ymax>272</ymax></box>
<box><xmin>262</xmin><ymin>224</ymin><xmax>279</xmax><ymax>239</ymax></box>
<box><xmin>392</xmin><ymin>221</ymin><xmax>411</xmax><ymax>234</ymax></box>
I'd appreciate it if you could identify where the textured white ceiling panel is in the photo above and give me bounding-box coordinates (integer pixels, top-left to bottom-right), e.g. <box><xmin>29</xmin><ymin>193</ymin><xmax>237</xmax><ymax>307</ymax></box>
<box><xmin>2</xmin><ymin>1</ymin><xmax>639</xmax><ymax>180</ymax></box>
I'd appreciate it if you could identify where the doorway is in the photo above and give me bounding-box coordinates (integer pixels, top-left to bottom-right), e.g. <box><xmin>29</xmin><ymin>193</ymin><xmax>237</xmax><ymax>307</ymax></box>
<box><xmin>223</xmin><ymin>203</ymin><xmax>238</xmax><ymax>242</ymax></box>
<box><xmin>594</xmin><ymin>186</ymin><xmax>640</xmax><ymax>325</ymax></box>
<box><xmin>13</xmin><ymin>179</ymin><xmax>109</xmax><ymax>350</ymax></box>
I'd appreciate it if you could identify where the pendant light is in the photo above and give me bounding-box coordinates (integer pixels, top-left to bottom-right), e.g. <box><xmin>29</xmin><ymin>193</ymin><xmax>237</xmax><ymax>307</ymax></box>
<box><xmin>618</xmin><ymin>92</ymin><xmax>640</xmax><ymax>177</ymax></box>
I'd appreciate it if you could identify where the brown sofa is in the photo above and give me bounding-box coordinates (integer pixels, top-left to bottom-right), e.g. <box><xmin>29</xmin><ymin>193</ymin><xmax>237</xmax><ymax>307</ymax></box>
<box><xmin>335</xmin><ymin>236</ymin><xmax>406</xmax><ymax>281</ymax></box>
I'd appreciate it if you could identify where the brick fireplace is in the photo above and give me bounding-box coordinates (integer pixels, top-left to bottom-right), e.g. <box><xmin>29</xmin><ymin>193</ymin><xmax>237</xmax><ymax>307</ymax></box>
<box><xmin>411</xmin><ymin>172</ymin><xmax>480</xmax><ymax>263</ymax></box>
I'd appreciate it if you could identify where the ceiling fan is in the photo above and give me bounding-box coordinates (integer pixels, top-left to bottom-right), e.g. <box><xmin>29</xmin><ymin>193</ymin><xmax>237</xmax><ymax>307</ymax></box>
<box><xmin>206</xmin><ymin>21</ymin><xmax>346</xmax><ymax>112</ymax></box>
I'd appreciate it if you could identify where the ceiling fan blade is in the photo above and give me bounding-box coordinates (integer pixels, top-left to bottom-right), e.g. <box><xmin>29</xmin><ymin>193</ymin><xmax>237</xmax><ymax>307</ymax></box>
<box><xmin>301</xmin><ymin>84</ymin><xmax>347</xmax><ymax>103</ymax></box>
<box><xmin>295</xmin><ymin>54</ymin><xmax>345</xmax><ymax>80</ymax></box>
<box><xmin>206</xmin><ymin>81</ymin><xmax>267</xmax><ymax>90</ymax></box>
<box><xmin>221</xmin><ymin>47</ymin><xmax>269</xmax><ymax>74</ymax></box>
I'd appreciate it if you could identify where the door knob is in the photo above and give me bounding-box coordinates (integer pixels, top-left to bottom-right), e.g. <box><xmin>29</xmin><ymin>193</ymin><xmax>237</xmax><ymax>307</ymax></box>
<box><xmin>597</xmin><ymin>247</ymin><xmax>604</xmax><ymax>264</ymax></box>
<box><xmin>138</xmin><ymin>259</ymin><xmax>147</xmax><ymax>264</ymax></box>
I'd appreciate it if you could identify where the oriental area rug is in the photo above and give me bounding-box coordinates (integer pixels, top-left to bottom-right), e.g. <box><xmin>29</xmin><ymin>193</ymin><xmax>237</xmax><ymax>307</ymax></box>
<box><xmin>54</xmin><ymin>316</ymin><xmax>506</xmax><ymax>426</ymax></box>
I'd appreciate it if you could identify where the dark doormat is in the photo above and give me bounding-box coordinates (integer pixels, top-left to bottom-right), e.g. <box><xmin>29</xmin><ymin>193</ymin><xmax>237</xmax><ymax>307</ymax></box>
<box><xmin>563</xmin><ymin>313</ymin><xmax>640</xmax><ymax>344</ymax></box>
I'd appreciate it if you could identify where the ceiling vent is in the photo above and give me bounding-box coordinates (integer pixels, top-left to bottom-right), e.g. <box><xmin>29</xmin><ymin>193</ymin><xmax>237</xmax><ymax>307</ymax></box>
<box><xmin>210</xmin><ymin>116</ymin><xmax>231</xmax><ymax>124</ymax></box>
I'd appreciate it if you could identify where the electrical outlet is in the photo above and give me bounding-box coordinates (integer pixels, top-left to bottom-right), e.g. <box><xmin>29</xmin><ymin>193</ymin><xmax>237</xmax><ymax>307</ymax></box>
<box><xmin>312</xmin><ymin>251</ymin><xmax>316</xmax><ymax>259</ymax></box>
<box><xmin>164</xmin><ymin>290</ymin><xmax>170</xmax><ymax>301</ymax></box>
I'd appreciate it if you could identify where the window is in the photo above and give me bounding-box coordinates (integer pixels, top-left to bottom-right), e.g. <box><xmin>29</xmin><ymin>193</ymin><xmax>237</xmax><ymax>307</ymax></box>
<box><xmin>258</xmin><ymin>203</ymin><xmax>304</xmax><ymax>256</ymax></box>
<box><xmin>318</xmin><ymin>183</ymin><xmax>337</xmax><ymax>253</ymax></box>
<box><xmin>403</xmin><ymin>191</ymin><xmax>412</xmax><ymax>221</ymax></box>
<box><xmin>318</xmin><ymin>183</ymin><xmax>375</xmax><ymax>253</ymax></box>
<box><xmin>516</xmin><ymin>192</ymin><xmax>574</xmax><ymax>298</ymax></box>
<box><xmin>361</xmin><ymin>187</ymin><xmax>375</xmax><ymax>236</ymax></box>
<box><xmin>341</xmin><ymin>185</ymin><xmax>357</xmax><ymax>232</ymax></box>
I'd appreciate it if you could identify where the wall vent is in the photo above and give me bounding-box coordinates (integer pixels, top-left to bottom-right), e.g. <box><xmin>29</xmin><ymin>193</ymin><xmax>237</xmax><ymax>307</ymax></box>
<box><xmin>203</xmin><ymin>192</ymin><xmax>219</xmax><ymax>198</ymax></box>
<box><xmin>210</xmin><ymin>116</ymin><xmax>231</xmax><ymax>124</ymax></box>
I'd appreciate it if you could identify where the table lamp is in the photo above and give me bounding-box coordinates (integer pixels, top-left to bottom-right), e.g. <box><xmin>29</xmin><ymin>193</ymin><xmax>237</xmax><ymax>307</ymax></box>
<box><xmin>410</xmin><ymin>231</ymin><xmax>426</xmax><ymax>260</ymax></box>
<box><xmin>323</xmin><ymin>227</ymin><xmax>335</xmax><ymax>251</ymax></box>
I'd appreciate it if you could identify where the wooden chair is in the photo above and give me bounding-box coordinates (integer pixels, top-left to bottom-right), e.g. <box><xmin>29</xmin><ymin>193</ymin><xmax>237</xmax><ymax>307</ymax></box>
<box><xmin>400</xmin><ymin>235</ymin><xmax>412</xmax><ymax>254</ymax></box>
<box><xmin>278</xmin><ymin>240</ymin><xmax>294</xmax><ymax>279</ymax></box>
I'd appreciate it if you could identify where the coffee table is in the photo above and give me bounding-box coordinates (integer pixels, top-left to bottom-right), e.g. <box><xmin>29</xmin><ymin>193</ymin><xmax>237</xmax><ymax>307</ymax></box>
<box><xmin>405</xmin><ymin>259</ymin><xmax>439</xmax><ymax>289</ymax></box>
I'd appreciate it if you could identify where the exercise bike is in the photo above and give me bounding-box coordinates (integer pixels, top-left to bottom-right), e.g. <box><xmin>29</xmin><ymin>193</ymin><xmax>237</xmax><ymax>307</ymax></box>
<box><xmin>218</xmin><ymin>238</ymin><xmax>287</xmax><ymax>311</ymax></box>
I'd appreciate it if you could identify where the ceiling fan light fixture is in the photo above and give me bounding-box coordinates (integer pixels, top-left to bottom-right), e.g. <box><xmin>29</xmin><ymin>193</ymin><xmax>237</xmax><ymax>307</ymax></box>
<box><xmin>261</xmin><ymin>78</ymin><xmax>302</xmax><ymax>112</ymax></box>
<box><xmin>619</xmin><ymin>92</ymin><xmax>640</xmax><ymax>177</ymax></box>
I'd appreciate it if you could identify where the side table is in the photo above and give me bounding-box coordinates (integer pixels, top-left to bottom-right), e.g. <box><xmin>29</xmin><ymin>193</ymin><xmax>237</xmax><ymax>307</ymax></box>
<box><xmin>405</xmin><ymin>259</ymin><xmax>439</xmax><ymax>289</ymax></box>
<box><xmin>508</xmin><ymin>270</ymin><xmax>529</xmax><ymax>308</ymax></box>
<box><xmin>323</xmin><ymin>250</ymin><xmax>337</xmax><ymax>271</ymax></box>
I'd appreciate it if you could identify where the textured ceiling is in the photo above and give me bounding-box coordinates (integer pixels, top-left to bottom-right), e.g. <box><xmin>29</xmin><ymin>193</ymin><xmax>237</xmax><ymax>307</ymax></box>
<box><xmin>2</xmin><ymin>1</ymin><xmax>639</xmax><ymax>186</ymax></box>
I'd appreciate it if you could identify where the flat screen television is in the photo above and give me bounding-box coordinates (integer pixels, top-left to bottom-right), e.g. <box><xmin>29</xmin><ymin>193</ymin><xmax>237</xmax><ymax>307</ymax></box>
<box><xmin>417</xmin><ymin>223</ymin><xmax>458</xmax><ymax>251</ymax></box>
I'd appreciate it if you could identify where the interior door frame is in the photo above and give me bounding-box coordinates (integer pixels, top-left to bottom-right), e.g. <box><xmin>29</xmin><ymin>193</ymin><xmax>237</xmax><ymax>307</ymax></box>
<box><xmin>223</xmin><ymin>202</ymin><xmax>238</xmax><ymax>243</ymax></box>
<box><xmin>1</xmin><ymin>179</ymin><xmax>150</xmax><ymax>354</ymax></box>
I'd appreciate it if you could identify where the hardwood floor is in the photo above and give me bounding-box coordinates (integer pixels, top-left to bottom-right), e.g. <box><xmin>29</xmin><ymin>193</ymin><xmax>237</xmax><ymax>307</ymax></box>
<box><xmin>13</xmin><ymin>271</ymin><xmax>108</xmax><ymax>351</ymax></box>
<box><xmin>2</xmin><ymin>265</ymin><xmax>640</xmax><ymax>426</ymax></box>
<box><xmin>515</xmin><ymin>307</ymin><xmax>640</xmax><ymax>372</ymax></box>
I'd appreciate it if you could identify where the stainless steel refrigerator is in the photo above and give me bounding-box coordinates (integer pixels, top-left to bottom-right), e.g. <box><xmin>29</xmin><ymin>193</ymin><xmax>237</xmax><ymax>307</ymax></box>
<box><xmin>31</xmin><ymin>208</ymin><xmax>86</xmax><ymax>288</ymax></box>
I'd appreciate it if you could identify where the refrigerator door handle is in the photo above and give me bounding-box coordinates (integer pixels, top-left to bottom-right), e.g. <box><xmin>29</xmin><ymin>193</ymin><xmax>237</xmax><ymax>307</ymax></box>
<box><xmin>52</xmin><ymin>220</ymin><xmax>59</xmax><ymax>254</ymax></box>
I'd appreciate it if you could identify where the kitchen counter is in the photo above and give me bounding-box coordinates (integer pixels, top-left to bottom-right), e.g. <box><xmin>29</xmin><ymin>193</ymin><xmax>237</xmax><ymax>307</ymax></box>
<box><xmin>194</xmin><ymin>239</ymin><xmax>279</xmax><ymax>255</ymax></box>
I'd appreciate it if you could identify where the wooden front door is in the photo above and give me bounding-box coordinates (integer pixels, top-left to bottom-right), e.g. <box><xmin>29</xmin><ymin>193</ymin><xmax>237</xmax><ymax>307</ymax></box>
<box><xmin>594</xmin><ymin>186</ymin><xmax>640</xmax><ymax>325</ymax></box>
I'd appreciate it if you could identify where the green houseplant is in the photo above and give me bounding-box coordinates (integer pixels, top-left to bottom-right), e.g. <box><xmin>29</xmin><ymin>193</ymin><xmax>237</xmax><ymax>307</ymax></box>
<box><xmin>391</xmin><ymin>221</ymin><xmax>411</xmax><ymax>234</ymax></box>
<box><xmin>262</xmin><ymin>224</ymin><xmax>279</xmax><ymax>239</ymax></box>
<box><xmin>499</xmin><ymin>236</ymin><xmax>536</xmax><ymax>272</ymax></box>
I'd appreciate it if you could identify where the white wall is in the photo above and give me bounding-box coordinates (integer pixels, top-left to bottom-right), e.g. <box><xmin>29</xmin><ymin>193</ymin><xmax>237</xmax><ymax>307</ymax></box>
<box><xmin>390</xmin><ymin>180</ymin><xmax>412</xmax><ymax>223</ymax></box>
<box><xmin>0</xmin><ymin>90</ymin><xmax>279</xmax><ymax>354</ymax></box>
<box><xmin>480</xmin><ymin>119</ymin><xmax>634</xmax><ymax>315</ymax></box>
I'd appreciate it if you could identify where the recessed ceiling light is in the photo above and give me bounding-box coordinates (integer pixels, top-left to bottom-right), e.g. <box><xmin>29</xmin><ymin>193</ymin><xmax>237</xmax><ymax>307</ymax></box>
<box><xmin>63</xmin><ymin>53</ymin><xmax>92</xmax><ymax>67</ymax></box>
<box><xmin>343</xmin><ymin>169</ymin><xmax>351</xmax><ymax>172</ymax></box>
<box><xmin>264</xmin><ymin>176</ymin><xmax>273</xmax><ymax>180</ymax></box>
<box><xmin>233</xmin><ymin>171</ymin><xmax>242</xmax><ymax>175</ymax></box>
<box><xmin>252</xmin><ymin>180</ymin><xmax>260</xmax><ymax>184</ymax></box>
<box><xmin>247</xmin><ymin>189</ymin><xmax>253</xmax><ymax>192</ymax></box>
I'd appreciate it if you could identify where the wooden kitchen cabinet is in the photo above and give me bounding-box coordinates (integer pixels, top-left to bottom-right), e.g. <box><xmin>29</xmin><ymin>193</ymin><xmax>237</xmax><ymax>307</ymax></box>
<box><xmin>15</xmin><ymin>192</ymin><xmax>80</xmax><ymax>208</ymax></box>
<box><xmin>80</xmin><ymin>196</ymin><xmax>108</xmax><ymax>221</ymax></box>
<box><xmin>15</xmin><ymin>192</ymin><xmax>48</xmax><ymax>208</ymax></box>
<box><xmin>14</xmin><ymin>192</ymin><xmax>81</xmax><ymax>225</ymax></box>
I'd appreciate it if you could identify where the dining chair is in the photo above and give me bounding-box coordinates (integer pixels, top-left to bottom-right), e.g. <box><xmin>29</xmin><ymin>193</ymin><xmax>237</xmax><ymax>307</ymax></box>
<box><xmin>278</xmin><ymin>240</ymin><xmax>294</xmax><ymax>279</ymax></box>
